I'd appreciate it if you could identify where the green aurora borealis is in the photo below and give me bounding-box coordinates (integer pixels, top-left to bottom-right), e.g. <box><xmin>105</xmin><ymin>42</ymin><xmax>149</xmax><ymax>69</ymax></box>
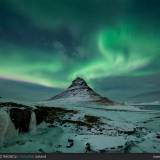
<box><xmin>0</xmin><ymin>0</ymin><xmax>160</xmax><ymax>88</ymax></box>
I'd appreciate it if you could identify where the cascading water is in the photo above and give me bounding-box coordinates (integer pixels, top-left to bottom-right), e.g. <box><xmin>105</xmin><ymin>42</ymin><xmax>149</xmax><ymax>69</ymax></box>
<box><xmin>29</xmin><ymin>111</ymin><xmax>37</xmax><ymax>134</ymax></box>
<box><xmin>0</xmin><ymin>109</ymin><xmax>9</xmax><ymax>146</ymax></box>
<box><xmin>0</xmin><ymin>109</ymin><xmax>18</xmax><ymax>147</ymax></box>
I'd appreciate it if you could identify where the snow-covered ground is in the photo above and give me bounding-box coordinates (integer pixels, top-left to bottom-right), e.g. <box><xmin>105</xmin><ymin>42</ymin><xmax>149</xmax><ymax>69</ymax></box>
<box><xmin>0</xmin><ymin>100</ymin><xmax>160</xmax><ymax>153</ymax></box>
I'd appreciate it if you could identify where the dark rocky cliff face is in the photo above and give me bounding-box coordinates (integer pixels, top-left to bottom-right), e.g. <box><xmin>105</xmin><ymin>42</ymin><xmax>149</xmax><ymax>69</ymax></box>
<box><xmin>0</xmin><ymin>102</ymin><xmax>32</xmax><ymax>133</ymax></box>
<box><xmin>0</xmin><ymin>102</ymin><xmax>78</xmax><ymax>133</ymax></box>
<box><xmin>10</xmin><ymin>108</ymin><xmax>31</xmax><ymax>133</ymax></box>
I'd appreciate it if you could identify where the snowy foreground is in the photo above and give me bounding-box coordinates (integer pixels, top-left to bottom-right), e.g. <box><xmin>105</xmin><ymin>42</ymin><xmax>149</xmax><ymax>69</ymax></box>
<box><xmin>0</xmin><ymin>99</ymin><xmax>160</xmax><ymax>153</ymax></box>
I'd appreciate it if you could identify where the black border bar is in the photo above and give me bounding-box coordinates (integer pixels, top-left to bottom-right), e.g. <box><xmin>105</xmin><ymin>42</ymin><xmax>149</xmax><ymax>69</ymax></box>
<box><xmin>0</xmin><ymin>153</ymin><xmax>160</xmax><ymax>160</ymax></box>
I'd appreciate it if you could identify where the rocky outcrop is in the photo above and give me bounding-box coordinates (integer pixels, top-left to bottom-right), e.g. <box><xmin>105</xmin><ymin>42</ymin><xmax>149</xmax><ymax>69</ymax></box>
<box><xmin>0</xmin><ymin>102</ymin><xmax>78</xmax><ymax>133</ymax></box>
<box><xmin>34</xmin><ymin>106</ymin><xmax>77</xmax><ymax>124</ymax></box>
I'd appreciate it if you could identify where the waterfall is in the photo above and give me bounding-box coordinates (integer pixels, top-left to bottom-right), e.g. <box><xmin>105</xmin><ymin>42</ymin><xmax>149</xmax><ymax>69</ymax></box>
<box><xmin>0</xmin><ymin>109</ymin><xmax>18</xmax><ymax>147</ymax></box>
<box><xmin>29</xmin><ymin>111</ymin><xmax>37</xmax><ymax>134</ymax></box>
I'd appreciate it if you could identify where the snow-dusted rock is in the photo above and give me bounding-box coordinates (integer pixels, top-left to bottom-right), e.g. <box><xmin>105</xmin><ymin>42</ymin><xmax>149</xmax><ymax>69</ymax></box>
<box><xmin>48</xmin><ymin>77</ymin><xmax>114</xmax><ymax>105</ymax></box>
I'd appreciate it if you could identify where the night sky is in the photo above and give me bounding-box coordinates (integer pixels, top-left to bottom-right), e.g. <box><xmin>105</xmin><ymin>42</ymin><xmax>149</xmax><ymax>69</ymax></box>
<box><xmin>0</xmin><ymin>0</ymin><xmax>160</xmax><ymax>88</ymax></box>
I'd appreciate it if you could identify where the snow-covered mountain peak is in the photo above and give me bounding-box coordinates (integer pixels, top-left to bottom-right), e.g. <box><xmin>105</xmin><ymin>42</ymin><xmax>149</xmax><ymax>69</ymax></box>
<box><xmin>48</xmin><ymin>77</ymin><xmax>115</xmax><ymax>105</ymax></box>
<box><xmin>68</xmin><ymin>77</ymin><xmax>88</xmax><ymax>89</ymax></box>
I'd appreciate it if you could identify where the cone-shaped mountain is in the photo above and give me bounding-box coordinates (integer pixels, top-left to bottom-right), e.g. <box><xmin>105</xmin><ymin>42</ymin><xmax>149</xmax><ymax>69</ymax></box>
<box><xmin>49</xmin><ymin>77</ymin><xmax>115</xmax><ymax>105</ymax></box>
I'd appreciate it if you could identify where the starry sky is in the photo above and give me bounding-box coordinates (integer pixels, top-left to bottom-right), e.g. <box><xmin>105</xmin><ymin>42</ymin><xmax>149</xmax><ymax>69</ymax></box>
<box><xmin>0</xmin><ymin>0</ymin><xmax>160</xmax><ymax>88</ymax></box>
